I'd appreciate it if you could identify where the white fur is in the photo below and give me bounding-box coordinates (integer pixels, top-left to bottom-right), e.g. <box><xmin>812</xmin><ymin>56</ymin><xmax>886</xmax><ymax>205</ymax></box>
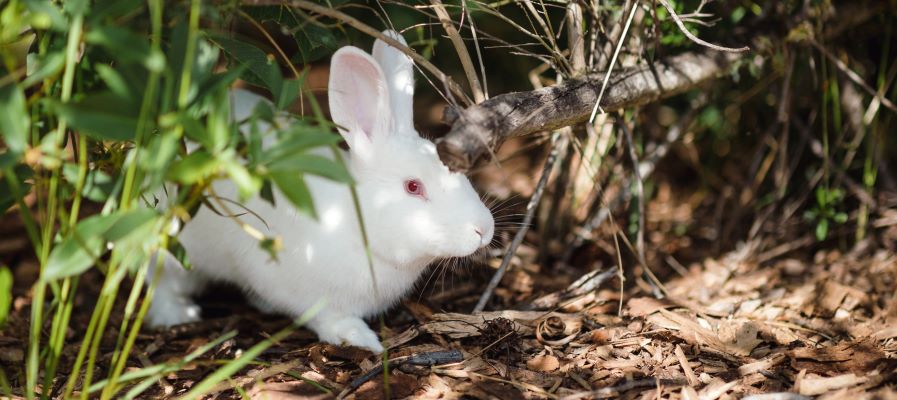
<box><xmin>145</xmin><ymin>31</ymin><xmax>494</xmax><ymax>353</ymax></box>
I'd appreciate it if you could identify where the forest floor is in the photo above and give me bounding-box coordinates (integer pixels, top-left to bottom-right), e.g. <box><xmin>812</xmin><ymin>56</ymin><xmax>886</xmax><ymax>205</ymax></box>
<box><xmin>2</xmin><ymin>162</ymin><xmax>897</xmax><ymax>400</ymax></box>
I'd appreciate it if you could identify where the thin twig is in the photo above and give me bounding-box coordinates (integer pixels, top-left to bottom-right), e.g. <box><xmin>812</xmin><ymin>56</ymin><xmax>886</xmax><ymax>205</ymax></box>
<box><xmin>473</xmin><ymin>132</ymin><xmax>567</xmax><ymax>313</ymax></box>
<box><xmin>809</xmin><ymin>38</ymin><xmax>897</xmax><ymax>116</ymax></box>
<box><xmin>431</xmin><ymin>0</ymin><xmax>485</xmax><ymax>103</ymax></box>
<box><xmin>617</xmin><ymin>119</ymin><xmax>646</xmax><ymax>268</ymax></box>
<box><xmin>464</xmin><ymin>1</ymin><xmax>489</xmax><ymax>99</ymax></box>
<box><xmin>656</xmin><ymin>0</ymin><xmax>749</xmax><ymax>53</ymax></box>
<box><xmin>560</xmin><ymin>103</ymin><xmax>700</xmax><ymax>267</ymax></box>
<box><xmin>589</xmin><ymin>1</ymin><xmax>639</xmax><ymax>122</ymax></box>
<box><xmin>336</xmin><ymin>350</ymin><xmax>463</xmax><ymax>399</ymax></box>
<box><xmin>246</xmin><ymin>0</ymin><xmax>474</xmax><ymax>105</ymax></box>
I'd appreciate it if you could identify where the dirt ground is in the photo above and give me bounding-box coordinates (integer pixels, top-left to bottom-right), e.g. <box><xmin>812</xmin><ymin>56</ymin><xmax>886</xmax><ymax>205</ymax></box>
<box><xmin>2</xmin><ymin>142</ymin><xmax>897</xmax><ymax>400</ymax></box>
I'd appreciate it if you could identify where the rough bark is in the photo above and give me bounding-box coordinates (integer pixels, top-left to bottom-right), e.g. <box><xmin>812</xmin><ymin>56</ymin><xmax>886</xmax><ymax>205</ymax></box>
<box><xmin>436</xmin><ymin>50</ymin><xmax>742</xmax><ymax>171</ymax></box>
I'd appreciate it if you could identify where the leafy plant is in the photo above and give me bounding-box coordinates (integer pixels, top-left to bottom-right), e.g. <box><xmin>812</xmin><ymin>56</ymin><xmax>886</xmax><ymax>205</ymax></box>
<box><xmin>0</xmin><ymin>0</ymin><xmax>351</xmax><ymax>398</ymax></box>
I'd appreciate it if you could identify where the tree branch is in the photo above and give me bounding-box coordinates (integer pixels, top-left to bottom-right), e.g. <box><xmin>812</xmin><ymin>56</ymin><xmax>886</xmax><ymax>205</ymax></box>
<box><xmin>436</xmin><ymin>50</ymin><xmax>741</xmax><ymax>171</ymax></box>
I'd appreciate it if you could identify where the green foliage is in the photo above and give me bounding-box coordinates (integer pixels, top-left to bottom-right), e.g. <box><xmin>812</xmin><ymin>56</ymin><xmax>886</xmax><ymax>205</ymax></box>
<box><xmin>804</xmin><ymin>186</ymin><xmax>848</xmax><ymax>241</ymax></box>
<box><xmin>0</xmin><ymin>0</ymin><xmax>352</xmax><ymax>398</ymax></box>
<box><xmin>0</xmin><ymin>266</ymin><xmax>11</xmax><ymax>328</ymax></box>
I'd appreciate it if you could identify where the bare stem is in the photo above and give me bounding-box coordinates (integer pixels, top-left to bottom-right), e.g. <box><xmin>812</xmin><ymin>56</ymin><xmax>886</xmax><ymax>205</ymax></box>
<box><xmin>474</xmin><ymin>131</ymin><xmax>567</xmax><ymax>313</ymax></box>
<box><xmin>432</xmin><ymin>0</ymin><xmax>485</xmax><ymax>103</ymax></box>
<box><xmin>656</xmin><ymin>0</ymin><xmax>749</xmax><ymax>53</ymax></box>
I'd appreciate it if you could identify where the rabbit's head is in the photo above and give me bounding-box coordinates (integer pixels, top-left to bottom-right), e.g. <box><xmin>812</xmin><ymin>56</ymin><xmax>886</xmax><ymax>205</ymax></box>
<box><xmin>328</xmin><ymin>31</ymin><xmax>494</xmax><ymax>268</ymax></box>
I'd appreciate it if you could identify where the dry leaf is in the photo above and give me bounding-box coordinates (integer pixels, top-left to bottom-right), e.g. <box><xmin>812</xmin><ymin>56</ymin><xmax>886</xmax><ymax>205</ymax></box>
<box><xmin>627</xmin><ymin>297</ymin><xmax>673</xmax><ymax>317</ymax></box>
<box><xmin>526</xmin><ymin>354</ymin><xmax>560</xmax><ymax>372</ymax></box>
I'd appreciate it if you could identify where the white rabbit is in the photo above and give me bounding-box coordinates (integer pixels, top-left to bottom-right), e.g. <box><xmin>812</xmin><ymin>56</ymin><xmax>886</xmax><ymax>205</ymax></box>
<box><xmin>145</xmin><ymin>31</ymin><xmax>495</xmax><ymax>353</ymax></box>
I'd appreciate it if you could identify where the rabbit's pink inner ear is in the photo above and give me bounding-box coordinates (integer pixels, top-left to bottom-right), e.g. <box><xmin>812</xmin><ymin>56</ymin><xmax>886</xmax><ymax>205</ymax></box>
<box><xmin>328</xmin><ymin>47</ymin><xmax>391</xmax><ymax>148</ymax></box>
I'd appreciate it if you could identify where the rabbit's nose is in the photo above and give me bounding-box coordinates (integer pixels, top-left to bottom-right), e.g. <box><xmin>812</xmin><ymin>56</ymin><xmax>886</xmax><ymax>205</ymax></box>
<box><xmin>474</xmin><ymin>225</ymin><xmax>493</xmax><ymax>247</ymax></box>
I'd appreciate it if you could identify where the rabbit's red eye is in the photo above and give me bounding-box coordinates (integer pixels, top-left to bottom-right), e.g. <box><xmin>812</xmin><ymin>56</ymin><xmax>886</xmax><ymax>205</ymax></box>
<box><xmin>404</xmin><ymin>179</ymin><xmax>425</xmax><ymax>198</ymax></box>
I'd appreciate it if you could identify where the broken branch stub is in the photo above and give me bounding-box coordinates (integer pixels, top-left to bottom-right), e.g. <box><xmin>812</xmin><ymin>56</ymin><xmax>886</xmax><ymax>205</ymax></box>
<box><xmin>436</xmin><ymin>50</ymin><xmax>743</xmax><ymax>171</ymax></box>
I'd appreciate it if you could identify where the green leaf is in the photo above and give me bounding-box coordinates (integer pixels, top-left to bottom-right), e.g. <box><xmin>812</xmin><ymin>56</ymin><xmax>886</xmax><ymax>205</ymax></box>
<box><xmin>0</xmin><ymin>266</ymin><xmax>11</xmax><ymax>327</ymax></box>
<box><xmin>815</xmin><ymin>187</ymin><xmax>826</xmax><ymax>208</ymax></box>
<box><xmin>95</xmin><ymin>64</ymin><xmax>139</xmax><ymax>100</ymax></box>
<box><xmin>62</xmin><ymin>163</ymin><xmax>115</xmax><ymax>202</ymax></box>
<box><xmin>105</xmin><ymin>208</ymin><xmax>158</xmax><ymax>242</ymax></box>
<box><xmin>260</xmin><ymin>128</ymin><xmax>342</xmax><ymax>164</ymax></box>
<box><xmin>223</xmin><ymin>160</ymin><xmax>261</xmax><ymax>201</ymax></box>
<box><xmin>189</xmin><ymin>64</ymin><xmax>247</xmax><ymax>107</ymax></box>
<box><xmin>43</xmin><ymin>208</ymin><xmax>162</xmax><ymax>281</ymax></box>
<box><xmin>274</xmin><ymin>78</ymin><xmax>301</xmax><ymax>110</ymax></box>
<box><xmin>267</xmin><ymin>154</ymin><xmax>353</xmax><ymax>184</ymax></box>
<box><xmin>87</xmin><ymin>0</ymin><xmax>141</xmax><ymax>22</ymax></box>
<box><xmin>160</xmin><ymin>112</ymin><xmax>209</xmax><ymax>149</ymax></box>
<box><xmin>212</xmin><ymin>36</ymin><xmax>283</xmax><ymax>94</ymax></box>
<box><xmin>23</xmin><ymin>0</ymin><xmax>67</xmax><ymax>31</ymax></box>
<box><xmin>243</xmin><ymin>6</ymin><xmax>341</xmax><ymax>64</ymax></box>
<box><xmin>0</xmin><ymin>83</ymin><xmax>29</xmax><ymax>155</ymax></box>
<box><xmin>166</xmin><ymin>237</ymin><xmax>193</xmax><ymax>271</ymax></box>
<box><xmin>0</xmin><ymin>179</ymin><xmax>30</xmax><ymax>213</ymax></box>
<box><xmin>43</xmin><ymin>213</ymin><xmax>121</xmax><ymax>281</ymax></box>
<box><xmin>63</xmin><ymin>0</ymin><xmax>89</xmax><ymax>16</ymax></box>
<box><xmin>21</xmin><ymin>51</ymin><xmax>65</xmax><ymax>87</ymax></box>
<box><xmin>206</xmin><ymin>90</ymin><xmax>232</xmax><ymax>153</ymax></box>
<box><xmin>815</xmin><ymin>218</ymin><xmax>829</xmax><ymax>241</ymax></box>
<box><xmin>167</xmin><ymin>151</ymin><xmax>220</xmax><ymax>184</ymax></box>
<box><xmin>139</xmin><ymin>131</ymin><xmax>179</xmax><ymax>173</ymax></box>
<box><xmin>834</xmin><ymin>212</ymin><xmax>848</xmax><ymax>224</ymax></box>
<box><xmin>48</xmin><ymin>92</ymin><xmax>141</xmax><ymax>141</ymax></box>
<box><xmin>85</xmin><ymin>25</ymin><xmax>165</xmax><ymax>72</ymax></box>
<box><xmin>271</xmin><ymin>172</ymin><xmax>315</xmax><ymax>218</ymax></box>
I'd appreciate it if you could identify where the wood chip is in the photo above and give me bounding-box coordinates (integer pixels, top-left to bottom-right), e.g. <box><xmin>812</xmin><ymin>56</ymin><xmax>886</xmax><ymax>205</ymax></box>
<box><xmin>718</xmin><ymin>320</ymin><xmax>763</xmax><ymax>356</ymax></box>
<box><xmin>817</xmin><ymin>281</ymin><xmax>850</xmax><ymax>316</ymax></box>
<box><xmin>798</xmin><ymin>373</ymin><xmax>867</xmax><ymax>396</ymax></box>
<box><xmin>738</xmin><ymin>353</ymin><xmax>786</xmax><ymax>376</ymax></box>
<box><xmin>698</xmin><ymin>378</ymin><xmax>738</xmax><ymax>400</ymax></box>
<box><xmin>675</xmin><ymin>344</ymin><xmax>699</xmax><ymax>386</ymax></box>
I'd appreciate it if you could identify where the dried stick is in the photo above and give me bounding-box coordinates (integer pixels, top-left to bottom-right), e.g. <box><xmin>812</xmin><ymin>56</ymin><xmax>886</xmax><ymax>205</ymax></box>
<box><xmin>437</xmin><ymin>50</ymin><xmax>740</xmax><ymax>171</ymax></box>
<box><xmin>617</xmin><ymin>119</ymin><xmax>646</xmax><ymax>268</ymax></box>
<box><xmin>559</xmin><ymin>104</ymin><xmax>700</xmax><ymax>267</ymax></box>
<box><xmin>473</xmin><ymin>132</ymin><xmax>567</xmax><ymax>313</ymax></box>
<box><xmin>464</xmin><ymin>2</ymin><xmax>489</xmax><ymax>99</ymax></box>
<box><xmin>560</xmin><ymin>378</ymin><xmax>687</xmax><ymax>400</ymax></box>
<box><xmin>656</xmin><ymin>0</ymin><xmax>749</xmax><ymax>53</ymax></box>
<box><xmin>809</xmin><ymin>38</ymin><xmax>897</xmax><ymax>115</ymax></box>
<box><xmin>336</xmin><ymin>350</ymin><xmax>463</xmax><ymax>399</ymax></box>
<box><xmin>431</xmin><ymin>0</ymin><xmax>485</xmax><ymax>103</ymax></box>
<box><xmin>589</xmin><ymin>1</ymin><xmax>639</xmax><ymax>122</ymax></box>
<box><xmin>244</xmin><ymin>0</ymin><xmax>473</xmax><ymax>105</ymax></box>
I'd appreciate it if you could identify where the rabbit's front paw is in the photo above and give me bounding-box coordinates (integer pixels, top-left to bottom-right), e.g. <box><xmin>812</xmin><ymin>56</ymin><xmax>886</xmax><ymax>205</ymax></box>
<box><xmin>146</xmin><ymin>297</ymin><xmax>201</xmax><ymax>328</ymax></box>
<box><xmin>312</xmin><ymin>316</ymin><xmax>384</xmax><ymax>353</ymax></box>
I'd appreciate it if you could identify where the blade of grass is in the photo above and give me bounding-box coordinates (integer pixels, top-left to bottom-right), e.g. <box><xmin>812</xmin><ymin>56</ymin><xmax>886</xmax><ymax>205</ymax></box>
<box><xmin>88</xmin><ymin>330</ymin><xmax>237</xmax><ymax>395</ymax></box>
<box><xmin>177</xmin><ymin>302</ymin><xmax>323</xmax><ymax>399</ymax></box>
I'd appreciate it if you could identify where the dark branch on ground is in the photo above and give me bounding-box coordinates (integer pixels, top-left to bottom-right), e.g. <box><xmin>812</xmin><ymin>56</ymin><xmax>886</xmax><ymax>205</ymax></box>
<box><xmin>337</xmin><ymin>350</ymin><xmax>463</xmax><ymax>399</ymax></box>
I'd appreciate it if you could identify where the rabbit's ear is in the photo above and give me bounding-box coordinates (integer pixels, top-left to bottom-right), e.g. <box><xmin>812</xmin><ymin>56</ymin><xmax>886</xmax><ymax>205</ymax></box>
<box><xmin>372</xmin><ymin>30</ymin><xmax>415</xmax><ymax>135</ymax></box>
<box><xmin>328</xmin><ymin>46</ymin><xmax>391</xmax><ymax>158</ymax></box>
